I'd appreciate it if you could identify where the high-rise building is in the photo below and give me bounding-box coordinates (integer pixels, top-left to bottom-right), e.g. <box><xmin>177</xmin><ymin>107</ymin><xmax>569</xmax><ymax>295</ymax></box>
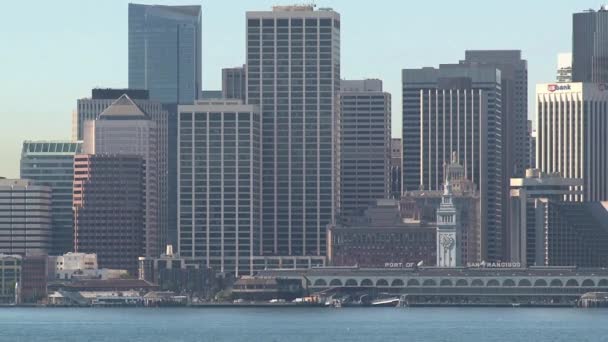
<box><xmin>75</xmin><ymin>89</ymin><xmax>174</xmax><ymax>247</ymax></box>
<box><xmin>83</xmin><ymin>95</ymin><xmax>162</xmax><ymax>258</ymax></box>
<box><xmin>536</xmin><ymin>82</ymin><xmax>608</xmax><ymax>201</ymax></box>
<box><xmin>20</xmin><ymin>141</ymin><xmax>83</xmax><ymax>255</ymax></box>
<box><xmin>339</xmin><ymin>79</ymin><xmax>391</xmax><ymax>218</ymax></box>
<box><xmin>572</xmin><ymin>6</ymin><xmax>608</xmax><ymax>83</ymax></box>
<box><xmin>509</xmin><ymin>169</ymin><xmax>583</xmax><ymax>266</ymax></box>
<box><xmin>0</xmin><ymin>254</ymin><xmax>21</xmax><ymax>304</ymax></box>
<box><xmin>390</xmin><ymin>138</ymin><xmax>402</xmax><ymax>199</ymax></box>
<box><xmin>128</xmin><ymin>3</ymin><xmax>202</xmax><ymax>104</ymax></box>
<box><xmin>222</xmin><ymin>66</ymin><xmax>246</xmax><ymax>102</ymax></box>
<box><xmin>73</xmin><ymin>154</ymin><xmax>145</xmax><ymax>275</ymax></box>
<box><xmin>178</xmin><ymin>100</ymin><xmax>260</xmax><ymax>276</ymax></box>
<box><xmin>0</xmin><ymin>179</ymin><xmax>51</xmax><ymax>256</ymax></box>
<box><xmin>462</xmin><ymin>51</ymin><xmax>528</xmax><ymax>178</ymax></box>
<box><xmin>402</xmin><ymin>64</ymin><xmax>503</xmax><ymax>261</ymax></box>
<box><xmin>557</xmin><ymin>53</ymin><xmax>573</xmax><ymax>83</ymax></box>
<box><xmin>246</xmin><ymin>5</ymin><xmax>340</xmax><ymax>257</ymax></box>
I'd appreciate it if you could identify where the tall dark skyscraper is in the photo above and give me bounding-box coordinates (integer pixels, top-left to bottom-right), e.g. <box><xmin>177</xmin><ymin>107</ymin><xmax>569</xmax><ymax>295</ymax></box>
<box><xmin>128</xmin><ymin>3</ymin><xmax>202</xmax><ymax>104</ymax></box>
<box><xmin>462</xmin><ymin>50</ymin><xmax>528</xmax><ymax>178</ymax></box>
<box><xmin>402</xmin><ymin>64</ymin><xmax>503</xmax><ymax>262</ymax></box>
<box><xmin>572</xmin><ymin>6</ymin><xmax>608</xmax><ymax>83</ymax></box>
<box><xmin>339</xmin><ymin>79</ymin><xmax>391</xmax><ymax>218</ymax></box>
<box><xmin>246</xmin><ymin>5</ymin><xmax>340</xmax><ymax>257</ymax></box>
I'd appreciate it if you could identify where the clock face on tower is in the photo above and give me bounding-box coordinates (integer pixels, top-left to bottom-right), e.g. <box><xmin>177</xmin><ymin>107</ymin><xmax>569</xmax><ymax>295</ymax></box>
<box><xmin>440</xmin><ymin>234</ymin><xmax>455</xmax><ymax>250</ymax></box>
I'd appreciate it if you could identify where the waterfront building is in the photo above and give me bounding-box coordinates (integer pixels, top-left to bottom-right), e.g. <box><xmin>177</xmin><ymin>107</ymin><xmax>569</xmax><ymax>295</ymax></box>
<box><xmin>21</xmin><ymin>255</ymin><xmax>47</xmax><ymax>303</ymax></box>
<box><xmin>543</xmin><ymin>201</ymin><xmax>608</xmax><ymax>268</ymax></box>
<box><xmin>402</xmin><ymin>157</ymin><xmax>481</xmax><ymax>265</ymax></box>
<box><xmin>258</xmin><ymin>266</ymin><xmax>608</xmax><ymax>306</ymax></box>
<box><xmin>246</xmin><ymin>5</ymin><xmax>341</xmax><ymax>257</ymax></box>
<box><xmin>572</xmin><ymin>6</ymin><xmax>608</xmax><ymax>83</ymax></box>
<box><xmin>327</xmin><ymin>199</ymin><xmax>436</xmax><ymax>267</ymax></box>
<box><xmin>0</xmin><ymin>179</ymin><xmax>51</xmax><ymax>256</ymax></box>
<box><xmin>0</xmin><ymin>254</ymin><xmax>21</xmax><ymax>304</ymax></box>
<box><xmin>536</xmin><ymin>82</ymin><xmax>608</xmax><ymax>201</ymax></box>
<box><xmin>177</xmin><ymin>100</ymin><xmax>260</xmax><ymax>276</ymax></box>
<box><xmin>83</xmin><ymin>95</ymin><xmax>162</xmax><ymax>258</ymax></box>
<box><xmin>73</xmin><ymin>154</ymin><xmax>145</xmax><ymax>276</ymax></box>
<box><xmin>557</xmin><ymin>53</ymin><xmax>573</xmax><ymax>83</ymax></box>
<box><xmin>20</xmin><ymin>141</ymin><xmax>83</xmax><ymax>255</ymax></box>
<box><xmin>222</xmin><ymin>66</ymin><xmax>246</xmax><ymax>102</ymax></box>
<box><xmin>75</xmin><ymin>88</ymin><xmax>175</xmax><ymax>249</ymax></box>
<box><xmin>402</xmin><ymin>63</ymin><xmax>502</xmax><ymax>261</ymax></box>
<box><xmin>138</xmin><ymin>245</ymin><xmax>215</xmax><ymax>297</ymax></box>
<box><xmin>339</xmin><ymin>79</ymin><xmax>391</xmax><ymax>218</ymax></box>
<box><xmin>436</xmin><ymin>181</ymin><xmax>460</xmax><ymax>267</ymax></box>
<box><xmin>509</xmin><ymin>169</ymin><xmax>583</xmax><ymax>266</ymax></box>
<box><xmin>390</xmin><ymin>138</ymin><xmax>402</xmax><ymax>199</ymax></box>
<box><xmin>128</xmin><ymin>3</ymin><xmax>202</xmax><ymax>104</ymax></box>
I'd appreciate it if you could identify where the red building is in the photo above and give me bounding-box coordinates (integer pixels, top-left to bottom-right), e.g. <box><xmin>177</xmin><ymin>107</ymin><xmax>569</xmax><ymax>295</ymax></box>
<box><xmin>21</xmin><ymin>255</ymin><xmax>48</xmax><ymax>303</ymax></box>
<box><xmin>73</xmin><ymin>154</ymin><xmax>145</xmax><ymax>275</ymax></box>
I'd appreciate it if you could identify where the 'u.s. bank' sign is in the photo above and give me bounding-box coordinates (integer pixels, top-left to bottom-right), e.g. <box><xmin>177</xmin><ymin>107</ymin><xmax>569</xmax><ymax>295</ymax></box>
<box><xmin>548</xmin><ymin>84</ymin><xmax>571</xmax><ymax>92</ymax></box>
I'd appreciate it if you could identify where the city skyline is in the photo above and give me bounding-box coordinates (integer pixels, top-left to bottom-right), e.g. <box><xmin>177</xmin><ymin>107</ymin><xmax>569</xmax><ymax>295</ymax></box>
<box><xmin>0</xmin><ymin>0</ymin><xmax>598</xmax><ymax>178</ymax></box>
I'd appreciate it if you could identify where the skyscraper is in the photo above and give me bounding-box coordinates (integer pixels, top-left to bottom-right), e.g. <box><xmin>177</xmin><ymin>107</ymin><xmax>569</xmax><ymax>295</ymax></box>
<box><xmin>246</xmin><ymin>5</ymin><xmax>340</xmax><ymax>257</ymax></box>
<box><xmin>177</xmin><ymin>100</ymin><xmax>260</xmax><ymax>276</ymax></box>
<box><xmin>83</xmin><ymin>95</ymin><xmax>161</xmax><ymax>258</ymax></box>
<box><xmin>572</xmin><ymin>6</ymin><xmax>608</xmax><ymax>83</ymax></box>
<box><xmin>75</xmin><ymin>89</ymin><xmax>173</xmax><ymax>247</ymax></box>
<box><xmin>402</xmin><ymin>64</ymin><xmax>503</xmax><ymax>262</ymax></box>
<box><xmin>462</xmin><ymin>50</ymin><xmax>528</xmax><ymax>178</ymax></box>
<box><xmin>0</xmin><ymin>179</ymin><xmax>51</xmax><ymax>256</ymax></box>
<box><xmin>536</xmin><ymin>82</ymin><xmax>608</xmax><ymax>201</ymax></box>
<box><xmin>222</xmin><ymin>66</ymin><xmax>246</xmax><ymax>102</ymax></box>
<box><xmin>339</xmin><ymin>79</ymin><xmax>391</xmax><ymax>218</ymax></box>
<box><xmin>128</xmin><ymin>3</ymin><xmax>202</xmax><ymax>104</ymax></box>
<box><xmin>73</xmin><ymin>154</ymin><xmax>145</xmax><ymax>275</ymax></box>
<box><xmin>20</xmin><ymin>141</ymin><xmax>83</xmax><ymax>255</ymax></box>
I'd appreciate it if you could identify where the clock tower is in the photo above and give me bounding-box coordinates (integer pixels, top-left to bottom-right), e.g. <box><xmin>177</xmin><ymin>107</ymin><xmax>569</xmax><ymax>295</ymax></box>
<box><xmin>436</xmin><ymin>179</ymin><xmax>461</xmax><ymax>267</ymax></box>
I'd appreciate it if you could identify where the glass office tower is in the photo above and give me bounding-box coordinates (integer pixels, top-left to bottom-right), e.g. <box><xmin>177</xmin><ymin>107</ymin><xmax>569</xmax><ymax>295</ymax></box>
<box><xmin>129</xmin><ymin>3</ymin><xmax>202</xmax><ymax>104</ymax></box>
<box><xmin>246</xmin><ymin>5</ymin><xmax>340</xmax><ymax>257</ymax></box>
<box><xmin>20</xmin><ymin>141</ymin><xmax>83</xmax><ymax>255</ymax></box>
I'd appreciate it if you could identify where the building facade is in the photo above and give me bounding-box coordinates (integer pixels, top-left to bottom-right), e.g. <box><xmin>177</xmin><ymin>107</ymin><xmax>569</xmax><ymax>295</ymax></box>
<box><xmin>222</xmin><ymin>66</ymin><xmax>246</xmax><ymax>102</ymax></box>
<box><xmin>75</xmin><ymin>89</ymin><xmax>173</xmax><ymax>250</ymax></box>
<box><xmin>178</xmin><ymin>100</ymin><xmax>260</xmax><ymax>276</ymax></box>
<box><xmin>128</xmin><ymin>3</ymin><xmax>202</xmax><ymax>104</ymax></box>
<box><xmin>328</xmin><ymin>200</ymin><xmax>436</xmax><ymax>267</ymax></box>
<box><xmin>73</xmin><ymin>154</ymin><xmax>145</xmax><ymax>275</ymax></box>
<box><xmin>0</xmin><ymin>179</ymin><xmax>51</xmax><ymax>256</ymax></box>
<box><xmin>544</xmin><ymin>201</ymin><xmax>608</xmax><ymax>267</ymax></box>
<box><xmin>463</xmin><ymin>50</ymin><xmax>529</xmax><ymax>178</ymax></box>
<box><xmin>246</xmin><ymin>5</ymin><xmax>341</xmax><ymax>257</ymax></box>
<box><xmin>0</xmin><ymin>254</ymin><xmax>21</xmax><ymax>304</ymax></box>
<box><xmin>339</xmin><ymin>79</ymin><xmax>391</xmax><ymax>218</ymax></box>
<box><xmin>572</xmin><ymin>6</ymin><xmax>608</xmax><ymax>83</ymax></box>
<box><xmin>83</xmin><ymin>94</ymin><xmax>161</xmax><ymax>258</ymax></box>
<box><xmin>402</xmin><ymin>64</ymin><xmax>503</xmax><ymax>261</ymax></box>
<box><xmin>536</xmin><ymin>82</ymin><xmax>608</xmax><ymax>201</ymax></box>
<box><xmin>20</xmin><ymin>141</ymin><xmax>83</xmax><ymax>255</ymax></box>
<box><xmin>509</xmin><ymin>169</ymin><xmax>583</xmax><ymax>266</ymax></box>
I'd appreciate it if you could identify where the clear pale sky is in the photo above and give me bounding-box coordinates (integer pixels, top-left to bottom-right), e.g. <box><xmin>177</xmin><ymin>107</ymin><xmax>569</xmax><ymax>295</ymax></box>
<box><xmin>0</xmin><ymin>0</ymin><xmax>599</xmax><ymax>178</ymax></box>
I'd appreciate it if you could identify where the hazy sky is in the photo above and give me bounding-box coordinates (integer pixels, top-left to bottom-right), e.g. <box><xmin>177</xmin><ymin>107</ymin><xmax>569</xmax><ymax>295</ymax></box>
<box><xmin>0</xmin><ymin>0</ymin><xmax>599</xmax><ymax>178</ymax></box>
